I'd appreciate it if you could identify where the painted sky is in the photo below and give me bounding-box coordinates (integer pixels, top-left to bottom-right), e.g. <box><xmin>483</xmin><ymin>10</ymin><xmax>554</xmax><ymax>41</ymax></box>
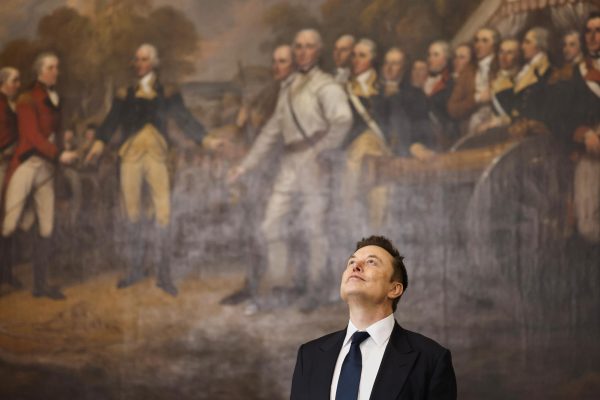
<box><xmin>0</xmin><ymin>0</ymin><xmax>324</xmax><ymax>81</ymax></box>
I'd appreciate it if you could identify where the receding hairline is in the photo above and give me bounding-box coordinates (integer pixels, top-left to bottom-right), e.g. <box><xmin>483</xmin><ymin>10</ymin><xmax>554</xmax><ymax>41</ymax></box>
<box><xmin>33</xmin><ymin>52</ymin><xmax>59</xmax><ymax>76</ymax></box>
<box><xmin>336</xmin><ymin>34</ymin><xmax>355</xmax><ymax>46</ymax></box>
<box><xmin>355</xmin><ymin>38</ymin><xmax>377</xmax><ymax>59</ymax></box>
<box><xmin>0</xmin><ymin>67</ymin><xmax>19</xmax><ymax>84</ymax></box>
<box><xmin>136</xmin><ymin>43</ymin><xmax>160</xmax><ymax>67</ymax></box>
<box><xmin>385</xmin><ymin>47</ymin><xmax>405</xmax><ymax>59</ymax></box>
<box><xmin>274</xmin><ymin>44</ymin><xmax>292</xmax><ymax>56</ymax></box>
<box><xmin>294</xmin><ymin>29</ymin><xmax>323</xmax><ymax>48</ymax></box>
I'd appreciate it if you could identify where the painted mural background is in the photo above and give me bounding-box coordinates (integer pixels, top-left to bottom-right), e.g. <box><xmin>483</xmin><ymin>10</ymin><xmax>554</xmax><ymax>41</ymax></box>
<box><xmin>0</xmin><ymin>0</ymin><xmax>599</xmax><ymax>399</ymax></box>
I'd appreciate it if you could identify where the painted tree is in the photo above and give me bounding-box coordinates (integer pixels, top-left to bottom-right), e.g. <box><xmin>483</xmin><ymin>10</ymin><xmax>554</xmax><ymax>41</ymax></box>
<box><xmin>0</xmin><ymin>1</ymin><xmax>201</xmax><ymax>125</ymax></box>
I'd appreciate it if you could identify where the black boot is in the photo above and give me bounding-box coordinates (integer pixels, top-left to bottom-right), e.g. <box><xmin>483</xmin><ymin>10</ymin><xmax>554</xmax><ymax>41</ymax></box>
<box><xmin>1</xmin><ymin>236</ymin><xmax>23</xmax><ymax>289</ymax></box>
<box><xmin>220</xmin><ymin>246</ymin><xmax>263</xmax><ymax>305</ymax></box>
<box><xmin>32</xmin><ymin>236</ymin><xmax>65</xmax><ymax>300</ymax></box>
<box><xmin>117</xmin><ymin>222</ymin><xmax>145</xmax><ymax>289</ymax></box>
<box><xmin>155</xmin><ymin>226</ymin><xmax>177</xmax><ymax>297</ymax></box>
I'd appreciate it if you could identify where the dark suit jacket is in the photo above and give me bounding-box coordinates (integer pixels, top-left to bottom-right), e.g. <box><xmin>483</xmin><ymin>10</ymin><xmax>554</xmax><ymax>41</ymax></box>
<box><xmin>291</xmin><ymin>322</ymin><xmax>457</xmax><ymax>400</ymax></box>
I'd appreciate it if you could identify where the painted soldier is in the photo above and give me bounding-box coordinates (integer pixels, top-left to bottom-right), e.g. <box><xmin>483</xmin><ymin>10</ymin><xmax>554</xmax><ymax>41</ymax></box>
<box><xmin>342</xmin><ymin>38</ymin><xmax>391</xmax><ymax>232</ymax></box>
<box><xmin>2</xmin><ymin>53</ymin><xmax>79</xmax><ymax>299</ymax></box>
<box><xmin>0</xmin><ymin>67</ymin><xmax>21</xmax><ymax>289</ymax></box>
<box><xmin>332</xmin><ymin>34</ymin><xmax>355</xmax><ymax>85</ymax></box>
<box><xmin>448</xmin><ymin>28</ymin><xmax>500</xmax><ymax>137</ymax></box>
<box><xmin>229</xmin><ymin>29</ymin><xmax>352</xmax><ymax>311</ymax></box>
<box><xmin>511</xmin><ymin>27</ymin><xmax>554</xmax><ymax>124</ymax></box>
<box><xmin>85</xmin><ymin>43</ymin><xmax>206</xmax><ymax>296</ymax></box>
<box><xmin>559</xmin><ymin>13</ymin><xmax>600</xmax><ymax>244</ymax></box>
<box><xmin>423</xmin><ymin>40</ymin><xmax>456</xmax><ymax>148</ymax></box>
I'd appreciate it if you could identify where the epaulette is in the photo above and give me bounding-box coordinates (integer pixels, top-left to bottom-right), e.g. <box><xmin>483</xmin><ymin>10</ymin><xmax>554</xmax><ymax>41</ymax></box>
<box><xmin>16</xmin><ymin>92</ymin><xmax>33</xmax><ymax>105</ymax></box>
<box><xmin>115</xmin><ymin>86</ymin><xmax>128</xmax><ymax>100</ymax></box>
<box><xmin>549</xmin><ymin>65</ymin><xmax>574</xmax><ymax>85</ymax></box>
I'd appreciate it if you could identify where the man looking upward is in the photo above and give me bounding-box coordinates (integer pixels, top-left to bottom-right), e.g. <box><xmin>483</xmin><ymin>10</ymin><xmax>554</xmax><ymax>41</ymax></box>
<box><xmin>291</xmin><ymin>235</ymin><xmax>457</xmax><ymax>400</ymax></box>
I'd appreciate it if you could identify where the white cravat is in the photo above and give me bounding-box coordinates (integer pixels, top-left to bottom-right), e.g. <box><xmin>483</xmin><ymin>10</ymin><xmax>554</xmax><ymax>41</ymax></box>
<box><xmin>335</xmin><ymin>67</ymin><xmax>351</xmax><ymax>84</ymax></box>
<box><xmin>330</xmin><ymin>313</ymin><xmax>395</xmax><ymax>400</ymax></box>
<box><xmin>424</xmin><ymin>74</ymin><xmax>442</xmax><ymax>96</ymax></box>
<box><xmin>515</xmin><ymin>52</ymin><xmax>544</xmax><ymax>85</ymax></box>
<box><xmin>139</xmin><ymin>71</ymin><xmax>156</xmax><ymax>95</ymax></box>
<box><xmin>474</xmin><ymin>54</ymin><xmax>493</xmax><ymax>101</ymax></box>
<box><xmin>356</xmin><ymin>69</ymin><xmax>375</xmax><ymax>95</ymax></box>
<box><xmin>47</xmin><ymin>89</ymin><xmax>59</xmax><ymax>107</ymax></box>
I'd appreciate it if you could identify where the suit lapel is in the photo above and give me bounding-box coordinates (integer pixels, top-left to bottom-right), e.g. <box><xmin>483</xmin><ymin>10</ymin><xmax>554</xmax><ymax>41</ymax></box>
<box><xmin>369</xmin><ymin>323</ymin><xmax>419</xmax><ymax>400</ymax></box>
<box><xmin>310</xmin><ymin>329</ymin><xmax>346</xmax><ymax>400</ymax></box>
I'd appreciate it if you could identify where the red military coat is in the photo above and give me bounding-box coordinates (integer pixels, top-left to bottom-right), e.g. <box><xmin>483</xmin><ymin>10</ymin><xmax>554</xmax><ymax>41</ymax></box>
<box><xmin>1</xmin><ymin>82</ymin><xmax>61</xmax><ymax>218</ymax></box>
<box><xmin>4</xmin><ymin>81</ymin><xmax>61</xmax><ymax>188</ymax></box>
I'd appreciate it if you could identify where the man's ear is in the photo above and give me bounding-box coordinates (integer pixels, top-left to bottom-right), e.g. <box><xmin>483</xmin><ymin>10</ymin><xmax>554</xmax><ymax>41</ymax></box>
<box><xmin>388</xmin><ymin>282</ymin><xmax>403</xmax><ymax>300</ymax></box>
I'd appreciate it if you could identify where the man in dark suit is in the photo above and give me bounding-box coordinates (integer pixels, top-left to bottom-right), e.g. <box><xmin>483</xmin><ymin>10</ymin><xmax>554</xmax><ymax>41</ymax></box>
<box><xmin>291</xmin><ymin>235</ymin><xmax>457</xmax><ymax>400</ymax></box>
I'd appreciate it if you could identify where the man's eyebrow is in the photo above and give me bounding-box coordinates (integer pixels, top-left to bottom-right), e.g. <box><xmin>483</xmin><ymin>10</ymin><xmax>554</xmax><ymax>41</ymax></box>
<box><xmin>367</xmin><ymin>254</ymin><xmax>383</xmax><ymax>262</ymax></box>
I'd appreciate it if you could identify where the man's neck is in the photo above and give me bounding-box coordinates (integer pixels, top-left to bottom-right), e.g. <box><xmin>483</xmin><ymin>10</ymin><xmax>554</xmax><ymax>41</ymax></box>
<box><xmin>348</xmin><ymin>302</ymin><xmax>394</xmax><ymax>330</ymax></box>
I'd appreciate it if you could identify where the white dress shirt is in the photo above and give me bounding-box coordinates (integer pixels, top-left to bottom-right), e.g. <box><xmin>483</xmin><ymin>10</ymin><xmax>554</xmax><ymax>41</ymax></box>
<box><xmin>474</xmin><ymin>54</ymin><xmax>493</xmax><ymax>102</ymax></box>
<box><xmin>139</xmin><ymin>71</ymin><xmax>156</xmax><ymax>96</ymax></box>
<box><xmin>424</xmin><ymin>74</ymin><xmax>442</xmax><ymax>96</ymax></box>
<box><xmin>330</xmin><ymin>313</ymin><xmax>395</xmax><ymax>400</ymax></box>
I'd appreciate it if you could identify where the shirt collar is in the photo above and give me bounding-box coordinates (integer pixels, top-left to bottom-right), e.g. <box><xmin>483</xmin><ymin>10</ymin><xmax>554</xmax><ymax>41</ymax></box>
<box><xmin>281</xmin><ymin>73</ymin><xmax>296</xmax><ymax>88</ymax></box>
<box><xmin>356</xmin><ymin>68</ymin><xmax>375</xmax><ymax>85</ymax></box>
<box><xmin>344</xmin><ymin>313</ymin><xmax>395</xmax><ymax>347</ymax></box>
<box><xmin>140</xmin><ymin>71</ymin><xmax>156</xmax><ymax>89</ymax></box>
<box><xmin>528</xmin><ymin>52</ymin><xmax>544</xmax><ymax>68</ymax></box>
<box><xmin>479</xmin><ymin>54</ymin><xmax>494</xmax><ymax>69</ymax></box>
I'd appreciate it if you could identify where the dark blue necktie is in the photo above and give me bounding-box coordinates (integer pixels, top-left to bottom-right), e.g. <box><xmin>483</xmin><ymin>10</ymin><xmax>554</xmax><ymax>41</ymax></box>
<box><xmin>335</xmin><ymin>331</ymin><xmax>370</xmax><ymax>400</ymax></box>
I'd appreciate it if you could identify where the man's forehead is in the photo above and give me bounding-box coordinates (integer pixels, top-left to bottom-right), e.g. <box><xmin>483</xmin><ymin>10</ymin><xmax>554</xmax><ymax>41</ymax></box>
<box><xmin>501</xmin><ymin>41</ymin><xmax>518</xmax><ymax>51</ymax></box>
<box><xmin>274</xmin><ymin>47</ymin><xmax>291</xmax><ymax>59</ymax></box>
<box><xmin>352</xmin><ymin>244</ymin><xmax>393</xmax><ymax>259</ymax></box>
<box><xmin>336</xmin><ymin>37</ymin><xmax>353</xmax><ymax>47</ymax></box>
<box><xmin>456</xmin><ymin>47</ymin><xmax>469</xmax><ymax>56</ymax></box>
<box><xmin>42</xmin><ymin>57</ymin><xmax>58</xmax><ymax>68</ymax></box>
<box><xmin>386</xmin><ymin>51</ymin><xmax>403</xmax><ymax>62</ymax></box>
<box><xmin>354</xmin><ymin>43</ymin><xmax>371</xmax><ymax>53</ymax></box>
<box><xmin>476</xmin><ymin>29</ymin><xmax>494</xmax><ymax>39</ymax></box>
<box><xmin>588</xmin><ymin>18</ymin><xmax>600</xmax><ymax>28</ymax></box>
<box><xmin>295</xmin><ymin>32</ymin><xmax>317</xmax><ymax>45</ymax></box>
<box><xmin>429</xmin><ymin>44</ymin><xmax>442</xmax><ymax>53</ymax></box>
<box><xmin>565</xmin><ymin>33</ymin><xmax>579</xmax><ymax>41</ymax></box>
<box><xmin>136</xmin><ymin>49</ymin><xmax>150</xmax><ymax>58</ymax></box>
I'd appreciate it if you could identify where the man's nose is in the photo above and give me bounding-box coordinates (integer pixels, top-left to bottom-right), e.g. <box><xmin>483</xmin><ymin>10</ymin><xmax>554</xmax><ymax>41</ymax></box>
<box><xmin>352</xmin><ymin>260</ymin><xmax>364</xmax><ymax>271</ymax></box>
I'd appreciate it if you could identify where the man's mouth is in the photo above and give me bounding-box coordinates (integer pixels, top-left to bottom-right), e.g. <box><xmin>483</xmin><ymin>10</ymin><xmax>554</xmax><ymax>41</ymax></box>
<box><xmin>348</xmin><ymin>275</ymin><xmax>365</xmax><ymax>282</ymax></box>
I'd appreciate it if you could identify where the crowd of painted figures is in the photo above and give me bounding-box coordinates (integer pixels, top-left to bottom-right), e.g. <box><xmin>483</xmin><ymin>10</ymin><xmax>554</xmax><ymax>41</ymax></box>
<box><xmin>0</xmin><ymin>14</ymin><xmax>598</xmax><ymax>312</ymax></box>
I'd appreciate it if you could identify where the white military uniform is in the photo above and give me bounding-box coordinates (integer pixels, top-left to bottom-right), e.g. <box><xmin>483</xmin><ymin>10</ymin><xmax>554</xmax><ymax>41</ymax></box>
<box><xmin>240</xmin><ymin>67</ymin><xmax>352</xmax><ymax>291</ymax></box>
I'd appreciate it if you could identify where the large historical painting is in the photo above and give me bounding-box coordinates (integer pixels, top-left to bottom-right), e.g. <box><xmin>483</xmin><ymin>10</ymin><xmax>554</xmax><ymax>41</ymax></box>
<box><xmin>0</xmin><ymin>0</ymin><xmax>599</xmax><ymax>399</ymax></box>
